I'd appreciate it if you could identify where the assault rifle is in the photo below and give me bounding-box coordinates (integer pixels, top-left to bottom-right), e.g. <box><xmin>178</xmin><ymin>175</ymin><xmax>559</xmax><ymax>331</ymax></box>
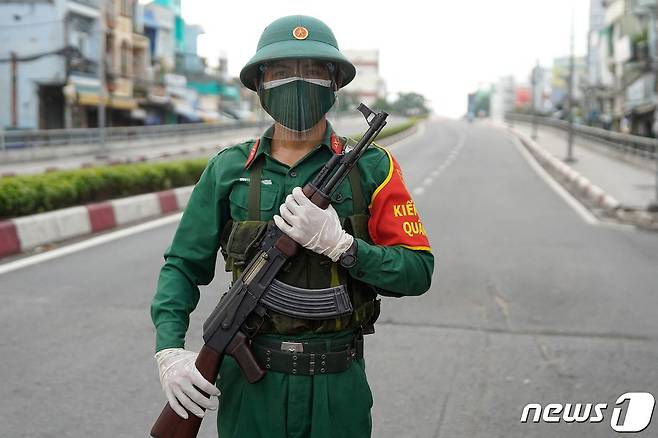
<box><xmin>151</xmin><ymin>104</ymin><xmax>388</xmax><ymax>438</ymax></box>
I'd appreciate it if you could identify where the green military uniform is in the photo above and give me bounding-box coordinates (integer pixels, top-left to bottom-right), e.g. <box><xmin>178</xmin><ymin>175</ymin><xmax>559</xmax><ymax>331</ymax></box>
<box><xmin>151</xmin><ymin>14</ymin><xmax>434</xmax><ymax>438</ymax></box>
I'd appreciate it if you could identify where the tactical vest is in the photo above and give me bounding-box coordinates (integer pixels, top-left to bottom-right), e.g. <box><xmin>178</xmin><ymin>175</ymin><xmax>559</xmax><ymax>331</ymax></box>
<box><xmin>219</xmin><ymin>154</ymin><xmax>380</xmax><ymax>337</ymax></box>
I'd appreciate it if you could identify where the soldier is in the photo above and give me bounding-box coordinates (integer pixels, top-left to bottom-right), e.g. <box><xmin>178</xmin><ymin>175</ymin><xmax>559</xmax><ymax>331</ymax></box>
<box><xmin>151</xmin><ymin>15</ymin><xmax>434</xmax><ymax>438</ymax></box>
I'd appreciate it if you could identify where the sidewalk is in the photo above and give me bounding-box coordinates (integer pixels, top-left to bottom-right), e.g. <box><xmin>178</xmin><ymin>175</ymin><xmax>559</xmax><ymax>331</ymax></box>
<box><xmin>511</xmin><ymin>122</ymin><xmax>656</xmax><ymax>209</ymax></box>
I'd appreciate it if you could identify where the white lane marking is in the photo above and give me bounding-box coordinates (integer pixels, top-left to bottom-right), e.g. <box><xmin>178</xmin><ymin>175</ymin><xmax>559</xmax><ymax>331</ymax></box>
<box><xmin>506</xmin><ymin>132</ymin><xmax>635</xmax><ymax>232</ymax></box>
<box><xmin>412</xmin><ymin>127</ymin><xmax>467</xmax><ymax>195</ymax></box>
<box><xmin>0</xmin><ymin>212</ymin><xmax>184</xmax><ymax>276</ymax></box>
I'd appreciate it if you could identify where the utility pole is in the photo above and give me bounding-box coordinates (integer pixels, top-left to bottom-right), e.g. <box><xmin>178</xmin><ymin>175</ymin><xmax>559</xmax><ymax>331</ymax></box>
<box><xmin>565</xmin><ymin>8</ymin><xmax>577</xmax><ymax>163</ymax></box>
<box><xmin>98</xmin><ymin>0</ymin><xmax>107</xmax><ymax>150</ymax></box>
<box><xmin>649</xmin><ymin>0</ymin><xmax>658</xmax><ymax>211</ymax></box>
<box><xmin>10</xmin><ymin>52</ymin><xmax>17</xmax><ymax>128</ymax></box>
<box><xmin>531</xmin><ymin>59</ymin><xmax>539</xmax><ymax>140</ymax></box>
<box><xmin>4</xmin><ymin>48</ymin><xmax>80</xmax><ymax>129</ymax></box>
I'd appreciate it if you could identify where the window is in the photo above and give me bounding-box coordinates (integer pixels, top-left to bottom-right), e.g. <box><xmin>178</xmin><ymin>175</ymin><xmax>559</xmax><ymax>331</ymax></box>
<box><xmin>121</xmin><ymin>0</ymin><xmax>132</xmax><ymax>17</ymax></box>
<box><xmin>121</xmin><ymin>41</ymin><xmax>131</xmax><ymax>77</ymax></box>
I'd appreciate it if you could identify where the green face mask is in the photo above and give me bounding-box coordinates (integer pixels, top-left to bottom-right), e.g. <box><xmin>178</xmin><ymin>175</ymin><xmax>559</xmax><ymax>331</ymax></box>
<box><xmin>258</xmin><ymin>77</ymin><xmax>336</xmax><ymax>132</ymax></box>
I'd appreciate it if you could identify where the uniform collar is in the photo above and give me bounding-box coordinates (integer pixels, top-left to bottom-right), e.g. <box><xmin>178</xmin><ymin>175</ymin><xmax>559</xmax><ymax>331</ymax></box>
<box><xmin>244</xmin><ymin>120</ymin><xmax>344</xmax><ymax>169</ymax></box>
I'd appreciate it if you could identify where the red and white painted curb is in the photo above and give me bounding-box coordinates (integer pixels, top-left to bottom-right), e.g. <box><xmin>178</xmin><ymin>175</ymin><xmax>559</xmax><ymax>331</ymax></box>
<box><xmin>0</xmin><ymin>186</ymin><xmax>193</xmax><ymax>259</ymax></box>
<box><xmin>512</xmin><ymin>129</ymin><xmax>621</xmax><ymax>212</ymax></box>
<box><xmin>0</xmin><ymin>122</ymin><xmax>423</xmax><ymax>260</ymax></box>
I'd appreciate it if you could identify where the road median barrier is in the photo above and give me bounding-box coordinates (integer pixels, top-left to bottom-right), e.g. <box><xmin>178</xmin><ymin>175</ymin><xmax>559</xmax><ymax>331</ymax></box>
<box><xmin>508</xmin><ymin>127</ymin><xmax>658</xmax><ymax>230</ymax></box>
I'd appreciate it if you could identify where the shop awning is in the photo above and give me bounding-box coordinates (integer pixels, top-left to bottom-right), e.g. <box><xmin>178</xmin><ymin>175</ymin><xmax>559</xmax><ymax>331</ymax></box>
<box><xmin>172</xmin><ymin>99</ymin><xmax>201</xmax><ymax>121</ymax></box>
<box><xmin>630</xmin><ymin>102</ymin><xmax>656</xmax><ymax>115</ymax></box>
<box><xmin>198</xmin><ymin>110</ymin><xmax>221</xmax><ymax>122</ymax></box>
<box><xmin>76</xmin><ymin>93</ymin><xmax>137</xmax><ymax>110</ymax></box>
<box><xmin>77</xmin><ymin>92</ymin><xmax>102</xmax><ymax>106</ymax></box>
<box><xmin>109</xmin><ymin>96</ymin><xmax>137</xmax><ymax>110</ymax></box>
<box><xmin>130</xmin><ymin>108</ymin><xmax>147</xmax><ymax>120</ymax></box>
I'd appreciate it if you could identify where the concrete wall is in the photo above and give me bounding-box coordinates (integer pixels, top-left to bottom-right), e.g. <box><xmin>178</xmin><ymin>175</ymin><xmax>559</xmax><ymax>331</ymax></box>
<box><xmin>0</xmin><ymin>0</ymin><xmax>67</xmax><ymax>129</ymax></box>
<box><xmin>343</xmin><ymin>49</ymin><xmax>386</xmax><ymax>105</ymax></box>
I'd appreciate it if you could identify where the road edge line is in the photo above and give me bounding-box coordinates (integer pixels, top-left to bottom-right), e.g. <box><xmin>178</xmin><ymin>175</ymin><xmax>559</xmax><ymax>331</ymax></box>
<box><xmin>500</xmin><ymin>127</ymin><xmax>638</xmax><ymax>231</ymax></box>
<box><xmin>0</xmin><ymin>212</ymin><xmax>183</xmax><ymax>275</ymax></box>
<box><xmin>506</xmin><ymin>130</ymin><xmax>600</xmax><ymax>226</ymax></box>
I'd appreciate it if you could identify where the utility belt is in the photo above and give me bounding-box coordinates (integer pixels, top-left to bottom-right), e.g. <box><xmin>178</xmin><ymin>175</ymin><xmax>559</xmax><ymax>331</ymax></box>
<box><xmin>250</xmin><ymin>331</ymin><xmax>364</xmax><ymax>376</ymax></box>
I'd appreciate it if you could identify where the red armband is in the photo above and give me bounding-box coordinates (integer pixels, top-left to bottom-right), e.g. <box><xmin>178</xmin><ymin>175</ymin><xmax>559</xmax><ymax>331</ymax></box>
<box><xmin>368</xmin><ymin>148</ymin><xmax>431</xmax><ymax>250</ymax></box>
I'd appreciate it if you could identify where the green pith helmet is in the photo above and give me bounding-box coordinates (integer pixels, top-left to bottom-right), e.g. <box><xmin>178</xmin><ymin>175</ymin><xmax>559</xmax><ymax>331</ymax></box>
<box><xmin>240</xmin><ymin>15</ymin><xmax>356</xmax><ymax>91</ymax></box>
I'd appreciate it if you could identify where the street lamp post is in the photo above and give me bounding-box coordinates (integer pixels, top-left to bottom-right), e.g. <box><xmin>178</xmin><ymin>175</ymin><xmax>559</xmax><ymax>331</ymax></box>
<box><xmin>98</xmin><ymin>0</ymin><xmax>107</xmax><ymax>151</ymax></box>
<box><xmin>650</xmin><ymin>0</ymin><xmax>658</xmax><ymax>211</ymax></box>
<box><xmin>651</xmin><ymin>151</ymin><xmax>658</xmax><ymax>211</ymax></box>
<box><xmin>531</xmin><ymin>60</ymin><xmax>539</xmax><ymax>140</ymax></box>
<box><xmin>10</xmin><ymin>52</ymin><xmax>18</xmax><ymax>128</ymax></box>
<box><xmin>565</xmin><ymin>9</ymin><xmax>577</xmax><ymax>163</ymax></box>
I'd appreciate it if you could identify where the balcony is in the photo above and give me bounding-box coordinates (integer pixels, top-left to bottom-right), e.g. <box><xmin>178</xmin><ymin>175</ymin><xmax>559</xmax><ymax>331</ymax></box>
<box><xmin>67</xmin><ymin>56</ymin><xmax>98</xmax><ymax>76</ymax></box>
<box><xmin>68</xmin><ymin>0</ymin><xmax>100</xmax><ymax>9</ymax></box>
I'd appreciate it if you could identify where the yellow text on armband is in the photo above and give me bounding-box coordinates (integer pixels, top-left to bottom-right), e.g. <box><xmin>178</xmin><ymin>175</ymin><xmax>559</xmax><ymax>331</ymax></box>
<box><xmin>402</xmin><ymin>220</ymin><xmax>426</xmax><ymax>237</ymax></box>
<box><xmin>393</xmin><ymin>200</ymin><xmax>417</xmax><ymax>217</ymax></box>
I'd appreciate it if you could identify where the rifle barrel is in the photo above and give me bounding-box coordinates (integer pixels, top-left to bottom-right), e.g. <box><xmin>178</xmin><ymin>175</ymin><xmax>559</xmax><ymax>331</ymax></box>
<box><xmin>320</xmin><ymin>114</ymin><xmax>387</xmax><ymax>194</ymax></box>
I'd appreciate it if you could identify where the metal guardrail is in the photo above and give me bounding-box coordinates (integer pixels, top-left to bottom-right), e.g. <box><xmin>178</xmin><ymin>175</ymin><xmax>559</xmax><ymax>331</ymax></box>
<box><xmin>0</xmin><ymin>119</ymin><xmax>270</xmax><ymax>152</ymax></box>
<box><xmin>506</xmin><ymin>113</ymin><xmax>658</xmax><ymax>161</ymax></box>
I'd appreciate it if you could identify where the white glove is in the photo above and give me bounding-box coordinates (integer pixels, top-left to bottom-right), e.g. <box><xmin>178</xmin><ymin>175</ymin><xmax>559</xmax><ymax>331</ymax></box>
<box><xmin>155</xmin><ymin>348</ymin><xmax>221</xmax><ymax>419</ymax></box>
<box><xmin>273</xmin><ymin>186</ymin><xmax>354</xmax><ymax>262</ymax></box>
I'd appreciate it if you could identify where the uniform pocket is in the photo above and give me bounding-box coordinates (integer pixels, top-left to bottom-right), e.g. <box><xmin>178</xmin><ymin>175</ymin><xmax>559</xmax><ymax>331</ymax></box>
<box><xmin>323</xmin><ymin>359</ymin><xmax>374</xmax><ymax>438</ymax></box>
<box><xmin>228</xmin><ymin>182</ymin><xmax>280</xmax><ymax>220</ymax></box>
<box><xmin>353</xmin><ymin>358</ymin><xmax>374</xmax><ymax>408</ymax></box>
<box><xmin>225</xmin><ymin>220</ymin><xmax>268</xmax><ymax>268</ymax></box>
<box><xmin>330</xmin><ymin>181</ymin><xmax>354</xmax><ymax>218</ymax></box>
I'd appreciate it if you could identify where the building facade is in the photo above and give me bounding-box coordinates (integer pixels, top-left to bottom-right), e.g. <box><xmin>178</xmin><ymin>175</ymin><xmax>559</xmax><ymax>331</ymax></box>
<box><xmin>594</xmin><ymin>0</ymin><xmax>658</xmax><ymax>134</ymax></box>
<box><xmin>1</xmin><ymin>0</ymin><xmax>257</xmax><ymax>129</ymax></box>
<box><xmin>342</xmin><ymin>49</ymin><xmax>387</xmax><ymax>106</ymax></box>
<box><xmin>0</xmin><ymin>0</ymin><xmax>155</xmax><ymax>129</ymax></box>
<box><xmin>0</xmin><ymin>0</ymin><xmax>103</xmax><ymax>129</ymax></box>
<box><xmin>102</xmin><ymin>0</ymin><xmax>151</xmax><ymax>126</ymax></box>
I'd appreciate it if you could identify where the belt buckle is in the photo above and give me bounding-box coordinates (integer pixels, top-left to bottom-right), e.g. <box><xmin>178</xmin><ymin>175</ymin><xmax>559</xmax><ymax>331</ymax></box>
<box><xmin>281</xmin><ymin>341</ymin><xmax>304</xmax><ymax>353</ymax></box>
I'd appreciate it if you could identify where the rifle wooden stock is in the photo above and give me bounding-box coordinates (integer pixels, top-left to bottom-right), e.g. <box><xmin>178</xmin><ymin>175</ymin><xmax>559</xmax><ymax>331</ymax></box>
<box><xmin>151</xmin><ymin>333</ymin><xmax>265</xmax><ymax>438</ymax></box>
<box><xmin>150</xmin><ymin>345</ymin><xmax>222</xmax><ymax>438</ymax></box>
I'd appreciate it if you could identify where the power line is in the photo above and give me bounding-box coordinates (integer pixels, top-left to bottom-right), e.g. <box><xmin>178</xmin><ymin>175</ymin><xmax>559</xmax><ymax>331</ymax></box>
<box><xmin>0</xmin><ymin>18</ymin><xmax>64</xmax><ymax>29</ymax></box>
<box><xmin>0</xmin><ymin>46</ymin><xmax>82</xmax><ymax>63</ymax></box>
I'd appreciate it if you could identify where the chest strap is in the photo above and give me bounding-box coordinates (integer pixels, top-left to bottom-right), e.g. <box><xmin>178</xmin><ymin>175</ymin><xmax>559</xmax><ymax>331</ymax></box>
<box><xmin>347</xmin><ymin>164</ymin><xmax>366</xmax><ymax>214</ymax></box>
<box><xmin>248</xmin><ymin>156</ymin><xmax>265</xmax><ymax>220</ymax></box>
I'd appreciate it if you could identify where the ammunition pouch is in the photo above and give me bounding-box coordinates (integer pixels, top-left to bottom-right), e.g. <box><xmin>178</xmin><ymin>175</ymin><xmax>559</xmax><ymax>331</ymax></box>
<box><xmin>219</xmin><ymin>157</ymin><xmax>380</xmax><ymax>337</ymax></box>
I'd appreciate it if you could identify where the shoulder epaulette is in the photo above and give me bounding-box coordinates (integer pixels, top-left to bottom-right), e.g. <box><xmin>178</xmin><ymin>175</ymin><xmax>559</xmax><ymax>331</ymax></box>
<box><xmin>244</xmin><ymin>138</ymin><xmax>261</xmax><ymax>168</ymax></box>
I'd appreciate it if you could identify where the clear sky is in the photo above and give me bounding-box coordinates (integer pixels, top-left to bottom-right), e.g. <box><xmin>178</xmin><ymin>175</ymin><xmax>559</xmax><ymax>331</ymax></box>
<box><xmin>180</xmin><ymin>0</ymin><xmax>591</xmax><ymax>118</ymax></box>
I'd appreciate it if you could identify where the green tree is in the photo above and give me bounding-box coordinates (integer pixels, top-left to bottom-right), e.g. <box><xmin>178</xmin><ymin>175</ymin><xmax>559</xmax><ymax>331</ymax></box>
<box><xmin>372</xmin><ymin>97</ymin><xmax>392</xmax><ymax>113</ymax></box>
<box><xmin>391</xmin><ymin>92</ymin><xmax>429</xmax><ymax>116</ymax></box>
